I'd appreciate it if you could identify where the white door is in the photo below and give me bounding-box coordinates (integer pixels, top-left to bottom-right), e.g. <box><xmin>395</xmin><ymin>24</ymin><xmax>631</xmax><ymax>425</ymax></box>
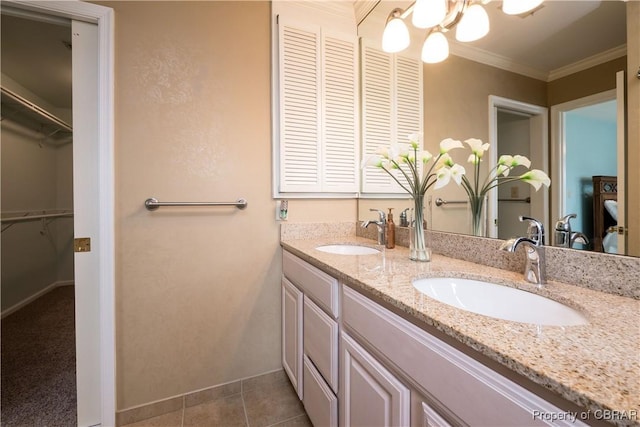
<box><xmin>616</xmin><ymin>70</ymin><xmax>626</xmax><ymax>254</ymax></box>
<box><xmin>72</xmin><ymin>19</ymin><xmax>101</xmax><ymax>426</ymax></box>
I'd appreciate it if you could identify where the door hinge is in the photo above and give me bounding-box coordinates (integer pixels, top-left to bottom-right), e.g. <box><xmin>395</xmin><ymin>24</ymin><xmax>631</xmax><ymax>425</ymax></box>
<box><xmin>74</xmin><ymin>237</ymin><xmax>91</xmax><ymax>252</ymax></box>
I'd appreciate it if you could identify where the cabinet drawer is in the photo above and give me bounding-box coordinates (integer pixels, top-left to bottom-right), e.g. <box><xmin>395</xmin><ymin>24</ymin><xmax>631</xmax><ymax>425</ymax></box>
<box><xmin>283</xmin><ymin>250</ymin><xmax>339</xmax><ymax>317</ymax></box>
<box><xmin>304</xmin><ymin>296</ymin><xmax>338</xmax><ymax>393</ymax></box>
<box><xmin>303</xmin><ymin>355</ymin><xmax>338</xmax><ymax>427</ymax></box>
<box><xmin>342</xmin><ymin>286</ymin><xmax>587</xmax><ymax>427</ymax></box>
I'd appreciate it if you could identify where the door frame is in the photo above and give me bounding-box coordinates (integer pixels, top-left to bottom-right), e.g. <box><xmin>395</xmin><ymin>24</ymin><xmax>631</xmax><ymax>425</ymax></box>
<box><xmin>5</xmin><ymin>1</ymin><xmax>115</xmax><ymax>425</ymax></box>
<box><xmin>488</xmin><ymin>95</ymin><xmax>549</xmax><ymax>239</ymax></box>
<box><xmin>550</xmin><ymin>89</ymin><xmax>616</xmax><ymax>247</ymax></box>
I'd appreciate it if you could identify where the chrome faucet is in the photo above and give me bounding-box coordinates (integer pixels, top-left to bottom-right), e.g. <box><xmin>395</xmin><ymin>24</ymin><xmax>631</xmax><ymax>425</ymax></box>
<box><xmin>499</xmin><ymin>216</ymin><xmax>546</xmax><ymax>285</ymax></box>
<box><xmin>362</xmin><ymin>209</ymin><xmax>386</xmax><ymax>245</ymax></box>
<box><xmin>554</xmin><ymin>214</ymin><xmax>589</xmax><ymax>248</ymax></box>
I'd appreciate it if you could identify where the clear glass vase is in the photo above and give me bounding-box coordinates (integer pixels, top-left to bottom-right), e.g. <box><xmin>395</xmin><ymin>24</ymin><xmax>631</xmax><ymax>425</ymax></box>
<box><xmin>469</xmin><ymin>195</ymin><xmax>488</xmax><ymax>237</ymax></box>
<box><xmin>410</xmin><ymin>194</ymin><xmax>430</xmax><ymax>262</ymax></box>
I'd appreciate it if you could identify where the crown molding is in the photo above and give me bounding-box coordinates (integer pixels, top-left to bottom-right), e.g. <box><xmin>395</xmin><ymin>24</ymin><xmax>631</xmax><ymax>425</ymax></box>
<box><xmin>547</xmin><ymin>44</ymin><xmax>627</xmax><ymax>82</ymax></box>
<box><xmin>449</xmin><ymin>41</ymin><xmax>549</xmax><ymax>81</ymax></box>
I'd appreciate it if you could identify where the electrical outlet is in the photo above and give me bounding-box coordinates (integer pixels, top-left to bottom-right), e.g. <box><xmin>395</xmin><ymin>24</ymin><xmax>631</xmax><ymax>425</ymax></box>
<box><xmin>276</xmin><ymin>200</ymin><xmax>288</xmax><ymax>221</ymax></box>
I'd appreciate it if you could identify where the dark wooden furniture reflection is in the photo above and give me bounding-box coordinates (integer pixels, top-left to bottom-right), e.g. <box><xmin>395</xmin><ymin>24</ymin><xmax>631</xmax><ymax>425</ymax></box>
<box><xmin>592</xmin><ymin>175</ymin><xmax>617</xmax><ymax>252</ymax></box>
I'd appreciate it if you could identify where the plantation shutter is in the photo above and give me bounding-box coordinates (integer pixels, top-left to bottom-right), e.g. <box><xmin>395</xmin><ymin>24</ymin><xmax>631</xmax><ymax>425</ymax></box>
<box><xmin>279</xmin><ymin>22</ymin><xmax>322</xmax><ymax>192</ymax></box>
<box><xmin>361</xmin><ymin>42</ymin><xmax>423</xmax><ymax>194</ymax></box>
<box><xmin>322</xmin><ymin>34</ymin><xmax>359</xmax><ymax>192</ymax></box>
<box><xmin>278</xmin><ymin>18</ymin><xmax>358</xmax><ymax>194</ymax></box>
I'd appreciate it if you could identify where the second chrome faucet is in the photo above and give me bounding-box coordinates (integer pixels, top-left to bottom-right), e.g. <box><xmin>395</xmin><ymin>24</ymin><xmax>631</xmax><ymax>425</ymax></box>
<box><xmin>499</xmin><ymin>216</ymin><xmax>546</xmax><ymax>285</ymax></box>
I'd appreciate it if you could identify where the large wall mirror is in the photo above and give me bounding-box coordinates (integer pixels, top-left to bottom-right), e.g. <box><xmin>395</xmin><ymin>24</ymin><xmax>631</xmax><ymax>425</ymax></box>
<box><xmin>356</xmin><ymin>0</ymin><xmax>639</xmax><ymax>257</ymax></box>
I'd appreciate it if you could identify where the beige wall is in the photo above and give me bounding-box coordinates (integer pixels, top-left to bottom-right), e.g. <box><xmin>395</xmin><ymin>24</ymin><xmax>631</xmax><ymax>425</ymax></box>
<box><xmin>547</xmin><ymin>56</ymin><xmax>626</xmax><ymax>107</ymax></box>
<box><xmin>105</xmin><ymin>1</ymin><xmax>355</xmax><ymax>410</ymax></box>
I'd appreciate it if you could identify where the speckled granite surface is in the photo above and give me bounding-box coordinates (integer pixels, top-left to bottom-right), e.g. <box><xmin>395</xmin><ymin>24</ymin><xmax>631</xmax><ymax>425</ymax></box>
<box><xmin>281</xmin><ymin>224</ymin><xmax>640</xmax><ymax>427</ymax></box>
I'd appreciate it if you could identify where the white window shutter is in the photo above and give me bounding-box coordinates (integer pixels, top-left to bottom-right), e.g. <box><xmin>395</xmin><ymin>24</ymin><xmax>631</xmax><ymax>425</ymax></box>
<box><xmin>279</xmin><ymin>22</ymin><xmax>322</xmax><ymax>193</ymax></box>
<box><xmin>322</xmin><ymin>34</ymin><xmax>359</xmax><ymax>192</ymax></box>
<box><xmin>361</xmin><ymin>44</ymin><xmax>422</xmax><ymax>194</ymax></box>
<box><xmin>277</xmin><ymin>19</ymin><xmax>358</xmax><ymax>194</ymax></box>
<box><xmin>361</xmin><ymin>44</ymin><xmax>396</xmax><ymax>193</ymax></box>
<box><xmin>395</xmin><ymin>55</ymin><xmax>423</xmax><ymax>148</ymax></box>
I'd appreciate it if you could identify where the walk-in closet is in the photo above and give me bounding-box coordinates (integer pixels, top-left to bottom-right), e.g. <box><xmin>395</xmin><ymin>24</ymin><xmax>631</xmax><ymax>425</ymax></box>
<box><xmin>1</xmin><ymin>10</ymin><xmax>77</xmax><ymax>425</ymax></box>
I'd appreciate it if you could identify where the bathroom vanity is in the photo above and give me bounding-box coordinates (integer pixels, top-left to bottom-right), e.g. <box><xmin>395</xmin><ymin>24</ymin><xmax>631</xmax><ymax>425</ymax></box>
<box><xmin>281</xmin><ymin>232</ymin><xmax>639</xmax><ymax>427</ymax></box>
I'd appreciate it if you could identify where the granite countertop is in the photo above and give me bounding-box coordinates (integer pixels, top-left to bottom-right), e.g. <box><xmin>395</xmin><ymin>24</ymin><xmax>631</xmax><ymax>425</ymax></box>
<box><xmin>281</xmin><ymin>236</ymin><xmax>640</xmax><ymax>427</ymax></box>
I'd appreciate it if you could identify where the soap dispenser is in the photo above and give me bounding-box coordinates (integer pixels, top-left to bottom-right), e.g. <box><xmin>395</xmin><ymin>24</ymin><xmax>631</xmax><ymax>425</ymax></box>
<box><xmin>386</xmin><ymin>208</ymin><xmax>395</xmax><ymax>249</ymax></box>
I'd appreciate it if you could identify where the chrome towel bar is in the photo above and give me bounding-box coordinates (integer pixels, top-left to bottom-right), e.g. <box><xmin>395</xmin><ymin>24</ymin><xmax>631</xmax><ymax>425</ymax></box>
<box><xmin>435</xmin><ymin>196</ymin><xmax>531</xmax><ymax>207</ymax></box>
<box><xmin>144</xmin><ymin>198</ymin><xmax>247</xmax><ymax>211</ymax></box>
<box><xmin>434</xmin><ymin>198</ymin><xmax>466</xmax><ymax>207</ymax></box>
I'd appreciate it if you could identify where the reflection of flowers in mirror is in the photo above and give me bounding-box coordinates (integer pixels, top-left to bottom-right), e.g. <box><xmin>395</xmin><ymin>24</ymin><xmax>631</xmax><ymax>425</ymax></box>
<box><xmin>458</xmin><ymin>137</ymin><xmax>551</xmax><ymax>200</ymax></box>
<box><xmin>456</xmin><ymin>137</ymin><xmax>551</xmax><ymax>236</ymax></box>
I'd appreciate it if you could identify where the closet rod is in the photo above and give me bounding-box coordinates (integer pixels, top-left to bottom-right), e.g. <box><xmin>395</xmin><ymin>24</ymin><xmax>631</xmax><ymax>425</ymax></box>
<box><xmin>1</xmin><ymin>86</ymin><xmax>72</xmax><ymax>132</ymax></box>
<box><xmin>144</xmin><ymin>198</ymin><xmax>248</xmax><ymax>211</ymax></box>
<box><xmin>1</xmin><ymin>212</ymin><xmax>74</xmax><ymax>223</ymax></box>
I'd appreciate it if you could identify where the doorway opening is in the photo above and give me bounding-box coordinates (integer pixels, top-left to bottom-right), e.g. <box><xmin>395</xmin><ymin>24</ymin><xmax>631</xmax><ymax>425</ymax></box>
<box><xmin>1</xmin><ymin>10</ymin><xmax>77</xmax><ymax>425</ymax></box>
<box><xmin>488</xmin><ymin>95</ymin><xmax>549</xmax><ymax>240</ymax></box>
<box><xmin>551</xmin><ymin>88</ymin><xmax>622</xmax><ymax>253</ymax></box>
<box><xmin>1</xmin><ymin>1</ymin><xmax>115</xmax><ymax>426</ymax></box>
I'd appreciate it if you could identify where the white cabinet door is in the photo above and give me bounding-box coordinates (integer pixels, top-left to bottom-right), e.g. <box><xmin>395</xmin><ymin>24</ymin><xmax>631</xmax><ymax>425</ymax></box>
<box><xmin>282</xmin><ymin>277</ymin><xmax>303</xmax><ymax>399</ymax></box>
<box><xmin>340</xmin><ymin>332</ymin><xmax>410</xmax><ymax>427</ymax></box>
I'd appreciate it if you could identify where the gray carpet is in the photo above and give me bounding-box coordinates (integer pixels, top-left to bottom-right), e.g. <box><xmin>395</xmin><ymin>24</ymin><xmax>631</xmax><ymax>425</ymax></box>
<box><xmin>1</xmin><ymin>285</ymin><xmax>77</xmax><ymax>426</ymax></box>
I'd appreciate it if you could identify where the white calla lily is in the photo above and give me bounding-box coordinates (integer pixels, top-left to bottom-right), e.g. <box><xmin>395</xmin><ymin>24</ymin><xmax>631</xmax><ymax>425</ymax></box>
<box><xmin>434</xmin><ymin>167</ymin><xmax>452</xmax><ymax>189</ymax></box>
<box><xmin>450</xmin><ymin>164</ymin><xmax>466</xmax><ymax>185</ymax></box>
<box><xmin>512</xmin><ymin>155</ymin><xmax>531</xmax><ymax>168</ymax></box>
<box><xmin>464</xmin><ymin>138</ymin><xmax>490</xmax><ymax>157</ymax></box>
<box><xmin>520</xmin><ymin>169</ymin><xmax>551</xmax><ymax>191</ymax></box>
<box><xmin>408</xmin><ymin>132</ymin><xmax>422</xmax><ymax>149</ymax></box>
<box><xmin>439</xmin><ymin>138</ymin><xmax>463</xmax><ymax>154</ymax></box>
<box><xmin>467</xmin><ymin>153</ymin><xmax>480</xmax><ymax>165</ymax></box>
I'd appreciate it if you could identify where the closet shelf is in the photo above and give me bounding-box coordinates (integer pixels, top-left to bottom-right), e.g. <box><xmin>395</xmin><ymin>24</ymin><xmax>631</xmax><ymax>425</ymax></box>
<box><xmin>1</xmin><ymin>86</ymin><xmax>72</xmax><ymax>139</ymax></box>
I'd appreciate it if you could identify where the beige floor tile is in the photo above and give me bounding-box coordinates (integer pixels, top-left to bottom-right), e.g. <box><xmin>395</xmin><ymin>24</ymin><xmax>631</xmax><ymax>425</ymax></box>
<box><xmin>242</xmin><ymin>370</ymin><xmax>288</xmax><ymax>393</ymax></box>
<box><xmin>121</xmin><ymin>409</ymin><xmax>183</xmax><ymax>427</ymax></box>
<box><xmin>269</xmin><ymin>414</ymin><xmax>313</xmax><ymax>427</ymax></box>
<box><xmin>183</xmin><ymin>393</ymin><xmax>246</xmax><ymax>427</ymax></box>
<box><xmin>243</xmin><ymin>379</ymin><xmax>304</xmax><ymax>427</ymax></box>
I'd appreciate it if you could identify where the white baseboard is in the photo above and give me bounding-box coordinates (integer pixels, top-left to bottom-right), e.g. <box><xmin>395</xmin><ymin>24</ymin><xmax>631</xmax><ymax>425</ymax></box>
<box><xmin>1</xmin><ymin>280</ymin><xmax>75</xmax><ymax>319</ymax></box>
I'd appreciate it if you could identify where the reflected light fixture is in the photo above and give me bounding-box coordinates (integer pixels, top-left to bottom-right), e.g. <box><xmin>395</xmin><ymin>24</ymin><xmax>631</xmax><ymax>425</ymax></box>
<box><xmin>455</xmin><ymin>3</ymin><xmax>490</xmax><ymax>42</ymax></box>
<box><xmin>421</xmin><ymin>31</ymin><xmax>449</xmax><ymax>63</ymax></box>
<box><xmin>412</xmin><ymin>0</ymin><xmax>447</xmax><ymax>29</ymax></box>
<box><xmin>382</xmin><ymin>8</ymin><xmax>411</xmax><ymax>53</ymax></box>
<box><xmin>382</xmin><ymin>0</ymin><xmax>544</xmax><ymax>63</ymax></box>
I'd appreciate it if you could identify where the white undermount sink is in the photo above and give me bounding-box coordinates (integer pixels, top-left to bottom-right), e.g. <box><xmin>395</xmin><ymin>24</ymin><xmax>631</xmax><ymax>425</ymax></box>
<box><xmin>412</xmin><ymin>277</ymin><xmax>588</xmax><ymax>326</ymax></box>
<box><xmin>315</xmin><ymin>244</ymin><xmax>380</xmax><ymax>255</ymax></box>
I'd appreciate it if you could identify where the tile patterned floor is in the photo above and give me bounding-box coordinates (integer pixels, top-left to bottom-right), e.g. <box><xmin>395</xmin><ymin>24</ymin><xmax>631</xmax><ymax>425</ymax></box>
<box><xmin>122</xmin><ymin>371</ymin><xmax>311</xmax><ymax>427</ymax></box>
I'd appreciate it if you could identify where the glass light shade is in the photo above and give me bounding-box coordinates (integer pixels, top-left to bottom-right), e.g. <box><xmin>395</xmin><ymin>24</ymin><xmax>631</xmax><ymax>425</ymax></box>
<box><xmin>421</xmin><ymin>31</ymin><xmax>449</xmax><ymax>63</ymax></box>
<box><xmin>502</xmin><ymin>0</ymin><xmax>544</xmax><ymax>15</ymax></box>
<box><xmin>412</xmin><ymin>0</ymin><xmax>447</xmax><ymax>29</ymax></box>
<box><xmin>455</xmin><ymin>4</ymin><xmax>490</xmax><ymax>42</ymax></box>
<box><xmin>382</xmin><ymin>16</ymin><xmax>410</xmax><ymax>53</ymax></box>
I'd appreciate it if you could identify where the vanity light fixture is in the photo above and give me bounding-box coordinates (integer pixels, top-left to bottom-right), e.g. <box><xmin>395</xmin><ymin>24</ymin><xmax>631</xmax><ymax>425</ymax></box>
<box><xmin>382</xmin><ymin>8</ymin><xmax>411</xmax><ymax>53</ymax></box>
<box><xmin>382</xmin><ymin>0</ymin><xmax>544</xmax><ymax>63</ymax></box>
